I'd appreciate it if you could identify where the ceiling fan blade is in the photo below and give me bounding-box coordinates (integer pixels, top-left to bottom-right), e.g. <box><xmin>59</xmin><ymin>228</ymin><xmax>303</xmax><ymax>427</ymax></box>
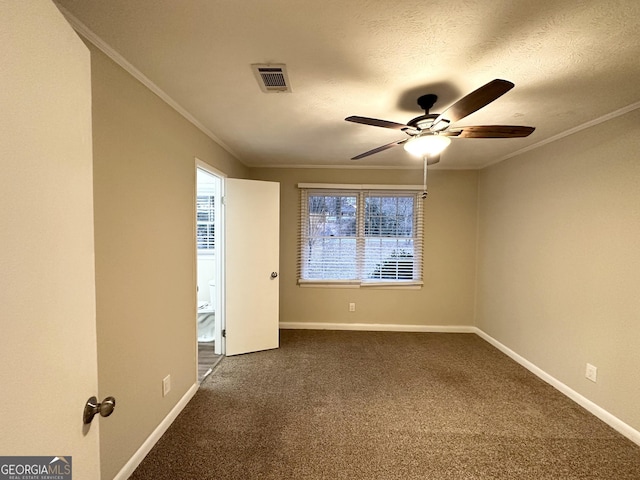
<box><xmin>350</xmin><ymin>139</ymin><xmax>407</xmax><ymax>160</ymax></box>
<box><xmin>345</xmin><ymin>116</ymin><xmax>409</xmax><ymax>130</ymax></box>
<box><xmin>443</xmin><ymin>125</ymin><xmax>535</xmax><ymax>138</ymax></box>
<box><xmin>432</xmin><ymin>79</ymin><xmax>515</xmax><ymax>127</ymax></box>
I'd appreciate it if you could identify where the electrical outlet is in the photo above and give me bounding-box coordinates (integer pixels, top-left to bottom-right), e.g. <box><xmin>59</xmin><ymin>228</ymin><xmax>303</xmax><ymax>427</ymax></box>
<box><xmin>585</xmin><ymin>363</ymin><xmax>597</xmax><ymax>383</ymax></box>
<box><xmin>163</xmin><ymin>375</ymin><xmax>171</xmax><ymax>396</ymax></box>
<box><xmin>349</xmin><ymin>302</ymin><xmax>356</xmax><ymax>312</ymax></box>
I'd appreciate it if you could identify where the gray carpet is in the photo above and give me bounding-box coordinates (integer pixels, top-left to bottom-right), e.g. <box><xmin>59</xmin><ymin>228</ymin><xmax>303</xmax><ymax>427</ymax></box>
<box><xmin>130</xmin><ymin>330</ymin><xmax>640</xmax><ymax>479</ymax></box>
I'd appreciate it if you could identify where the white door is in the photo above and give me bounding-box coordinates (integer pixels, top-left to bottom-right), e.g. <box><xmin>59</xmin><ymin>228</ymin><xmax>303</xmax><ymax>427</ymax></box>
<box><xmin>225</xmin><ymin>179</ymin><xmax>280</xmax><ymax>356</ymax></box>
<box><xmin>0</xmin><ymin>2</ymin><xmax>100</xmax><ymax>478</ymax></box>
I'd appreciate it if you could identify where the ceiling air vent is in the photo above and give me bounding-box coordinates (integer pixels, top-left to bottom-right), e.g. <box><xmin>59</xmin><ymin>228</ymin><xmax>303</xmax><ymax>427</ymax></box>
<box><xmin>251</xmin><ymin>64</ymin><xmax>292</xmax><ymax>93</ymax></box>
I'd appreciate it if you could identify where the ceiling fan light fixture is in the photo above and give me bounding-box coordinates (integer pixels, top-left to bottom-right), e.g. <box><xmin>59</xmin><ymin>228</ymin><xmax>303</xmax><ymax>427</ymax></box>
<box><xmin>403</xmin><ymin>134</ymin><xmax>451</xmax><ymax>157</ymax></box>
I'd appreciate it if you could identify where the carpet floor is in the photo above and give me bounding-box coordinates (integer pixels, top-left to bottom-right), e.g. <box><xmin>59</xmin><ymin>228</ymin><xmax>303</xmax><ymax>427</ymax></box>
<box><xmin>130</xmin><ymin>330</ymin><xmax>640</xmax><ymax>479</ymax></box>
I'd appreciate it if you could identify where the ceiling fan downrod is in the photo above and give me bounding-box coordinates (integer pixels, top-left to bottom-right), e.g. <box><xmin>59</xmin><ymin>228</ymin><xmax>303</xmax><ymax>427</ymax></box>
<box><xmin>422</xmin><ymin>155</ymin><xmax>428</xmax><ymax>199</ymax></box>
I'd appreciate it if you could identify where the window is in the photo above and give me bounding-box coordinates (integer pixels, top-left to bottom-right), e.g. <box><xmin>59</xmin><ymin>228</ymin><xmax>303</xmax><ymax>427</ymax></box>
<box><xmin>298</xmin><ymin>185</ymin><xmax>424</xmax><ymax>287</ymax></box>
<box><xmin>196</xmin><ymin>194</ymin><xmax>215</xmax><ymax>251</ymax></box>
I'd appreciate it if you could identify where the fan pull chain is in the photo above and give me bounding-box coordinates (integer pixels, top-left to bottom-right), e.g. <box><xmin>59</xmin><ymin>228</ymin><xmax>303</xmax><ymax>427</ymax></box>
<box><xmin>422</xmin><ymin>155</ymin><xmax>428</xmax><ymax>199</ymax></box>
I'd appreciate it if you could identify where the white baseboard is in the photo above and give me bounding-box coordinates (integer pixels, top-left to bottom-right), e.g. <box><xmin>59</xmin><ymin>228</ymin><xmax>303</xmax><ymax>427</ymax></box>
<box><xmin>113</xmin><ymin>382</ymin><xmax>199</xmax><ymax>480</ymax></box>
<box><xmin>279</xmin><ymin>322</ymin><xmax>475</xmax><ymax>333</ymax></box>
<box><xmin>474</xmin><ymin>327</ymin><xmax>640</xmax><ymax>447</ymax></box>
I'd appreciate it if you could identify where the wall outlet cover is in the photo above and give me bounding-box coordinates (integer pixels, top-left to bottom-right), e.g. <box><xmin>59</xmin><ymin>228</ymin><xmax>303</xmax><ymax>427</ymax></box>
<box><xmin>163</xmin><ymin>375</ymin><xmax>171</xmax><ymax>396</ymax></box>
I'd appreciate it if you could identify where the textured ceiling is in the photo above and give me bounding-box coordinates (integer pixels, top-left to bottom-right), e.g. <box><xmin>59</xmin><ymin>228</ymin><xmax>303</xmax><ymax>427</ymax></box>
<box><xmin>55</xmin><ymin>0</ymin><xmax>640</xmax><ymax>169</ymax></box>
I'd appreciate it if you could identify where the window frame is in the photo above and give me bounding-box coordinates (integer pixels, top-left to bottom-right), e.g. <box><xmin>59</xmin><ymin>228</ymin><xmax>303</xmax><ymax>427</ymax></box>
<box><xmin>298</xmin><ymin>184</ymin><xmax>424</xmax><ymax>289</ymax></box>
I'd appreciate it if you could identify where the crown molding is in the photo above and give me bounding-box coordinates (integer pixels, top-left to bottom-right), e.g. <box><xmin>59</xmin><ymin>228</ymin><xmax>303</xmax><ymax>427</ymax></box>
<box><xmin>486</xmin><ymin>100</ymin><xmax>640</xmax><ymax>168</ymax></box>
<box><xmin>54</xmin><ymin>2</ymin><xmax>244</xmax><ymax>165</ymax></box>
<box><xmin>248</xmin><ymin>163</ymin><xmax>425</xmax><ymax>170</ymax></box>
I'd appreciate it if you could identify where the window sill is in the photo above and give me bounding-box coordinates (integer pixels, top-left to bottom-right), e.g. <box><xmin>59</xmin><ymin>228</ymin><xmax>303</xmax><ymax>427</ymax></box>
<box><xmin>298</xmin><ymin>280</ymin><xmax>423</xmax><ymax>290</ymax></box>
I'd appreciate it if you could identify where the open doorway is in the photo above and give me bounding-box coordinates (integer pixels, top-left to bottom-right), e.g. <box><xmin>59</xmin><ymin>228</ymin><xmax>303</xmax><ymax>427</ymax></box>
<box><xmin>196</xmin><ymin>165</ymin><xmax>224</xmax><ymax>382</ymax></box>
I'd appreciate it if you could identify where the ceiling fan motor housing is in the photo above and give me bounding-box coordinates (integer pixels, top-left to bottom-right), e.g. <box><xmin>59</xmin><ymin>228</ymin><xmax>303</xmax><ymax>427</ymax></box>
<box><xmin>417</xmin><ymin>94</ymin><xmax>438</xmax><ymax>112</ymax></box>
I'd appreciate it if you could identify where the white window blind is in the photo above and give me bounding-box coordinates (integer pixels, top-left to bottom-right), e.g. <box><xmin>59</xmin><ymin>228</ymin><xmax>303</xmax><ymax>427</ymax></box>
<box><xmin>298</xmin><ymin>186</ymin><xmax>424</xmax><ymax>286</ymax></box>
<box><xmin>196</xmin><ymin>194</ymin><xmax>215</xmax><ymax>251</ymax></box>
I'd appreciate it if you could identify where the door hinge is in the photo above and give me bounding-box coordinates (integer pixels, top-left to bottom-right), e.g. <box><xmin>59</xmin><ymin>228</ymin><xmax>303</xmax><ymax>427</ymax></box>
<box><xmin>222</xmin><ymin>329</ymin><xmax>226</xmax><ymax>338</ymax></box>
<box><xmin>221</xmin><ymin>196</ymin><xmax>226</xmax><ymax>206</ymax></box>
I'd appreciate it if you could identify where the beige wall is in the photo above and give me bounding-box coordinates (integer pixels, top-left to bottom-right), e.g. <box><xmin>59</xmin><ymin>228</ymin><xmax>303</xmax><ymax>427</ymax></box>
<box><xmin>476</xmin><ymin>108</ymin><xmax>640</xmax><ymax>432</ymax></box>
<box><xmin>87</xmin><ymin>42</ymin><xmax>248</xmax><ymax>479</ymax></box>
<box><xmin>251</xmin><ymin>168</ymin><xmax>478</xmax><ymax>327</ymax></box>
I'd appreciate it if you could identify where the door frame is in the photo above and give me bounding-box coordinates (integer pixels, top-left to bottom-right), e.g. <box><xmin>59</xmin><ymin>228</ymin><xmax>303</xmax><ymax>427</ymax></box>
<box><xmin>195</xmin><ymin>159</ymin><xmax>226</xmax><ymax>358</ymax></box>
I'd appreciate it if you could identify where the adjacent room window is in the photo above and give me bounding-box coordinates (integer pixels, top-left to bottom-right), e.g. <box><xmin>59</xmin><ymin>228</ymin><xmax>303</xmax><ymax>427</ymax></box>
<box><xmin>196</xmin><ymin>194</ymin><xmax>215</xmax><ymax>251</ymax></box>
<box><xmin>298</xmin><ymin>185</ymin><xmax>424</xmax><ymax>287</ymax></box>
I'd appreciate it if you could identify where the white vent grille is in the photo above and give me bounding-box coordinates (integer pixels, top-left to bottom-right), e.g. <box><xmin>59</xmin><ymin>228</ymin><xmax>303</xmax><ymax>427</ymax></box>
<box><xmin>251</xmin><ymin>64</ymin><xmax>291</xmax><ymax>93</ymax></box>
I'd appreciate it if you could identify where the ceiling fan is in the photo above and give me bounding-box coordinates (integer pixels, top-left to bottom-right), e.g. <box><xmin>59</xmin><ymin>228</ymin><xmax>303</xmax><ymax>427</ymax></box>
<box><xmin>345</xmin><ymin>79</ymin><xmax>535</xmax><ymax>165</ymax></box>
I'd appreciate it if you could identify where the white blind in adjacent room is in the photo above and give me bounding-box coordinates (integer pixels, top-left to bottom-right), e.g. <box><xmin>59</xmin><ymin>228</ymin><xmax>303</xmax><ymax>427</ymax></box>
<box><xmin>196</xmin><ymin>194</ymin><xmax>215</xmax><ymax>251</ymax></box>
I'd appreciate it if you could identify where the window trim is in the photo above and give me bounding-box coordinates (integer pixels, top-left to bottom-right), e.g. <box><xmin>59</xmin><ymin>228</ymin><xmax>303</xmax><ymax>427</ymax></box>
<box><xmin>297</xmin><ymin>184</ymin><xmax>424</xmax><ymax>289</ymax></box>
<box><xmin>298</xmin><ymin>183</ymin><xmax>425</xmax><ymax>191</ymax></box>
